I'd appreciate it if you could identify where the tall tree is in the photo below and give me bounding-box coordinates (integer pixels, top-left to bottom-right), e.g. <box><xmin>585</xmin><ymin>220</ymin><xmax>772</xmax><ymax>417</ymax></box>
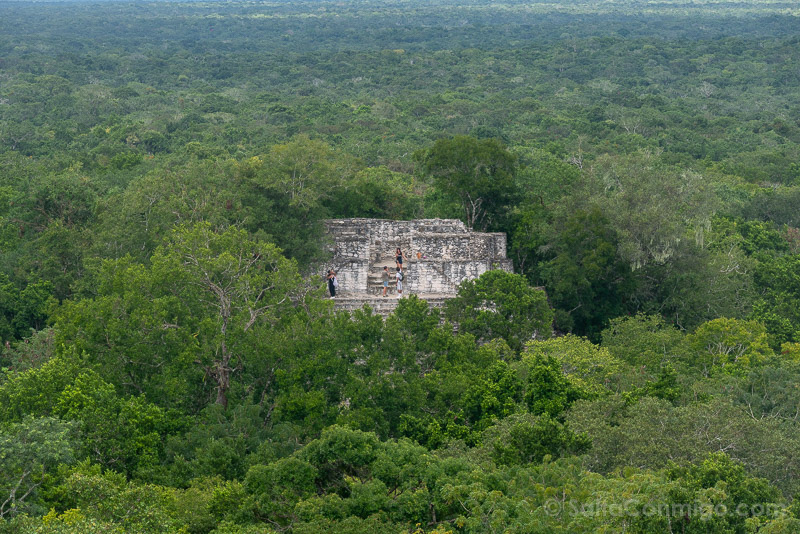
<box><xmin>417</xmin><ymin>136</ymin><xmax>518</xmax><ymax>231</ymax></box>
<box><xmin>55</xmin><ymin>223</ymin><xmax>307</xmax><ymax>410</ymax></box>
<box><xmin>444</xmin><ymin>270</ymin><xmax>553</xmax><ymax>350</ymax></box>
<box><xmin>539</xmin><ymin>207</ymin><xmax>636</xmax><ymax>339</ymax></box>
<box><xmin>0</xmin><ymin>417</ymin><xmax>75</xmax><ymax>519</ymax></box>
<box><xmin>149</xmin><ymin>223</ymin><xmax>305</xmax><ymax>408</ymax></box>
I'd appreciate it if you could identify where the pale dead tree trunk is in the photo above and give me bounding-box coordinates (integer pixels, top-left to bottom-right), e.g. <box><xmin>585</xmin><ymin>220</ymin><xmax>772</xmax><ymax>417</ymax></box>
<box><xmin>0</xmin><ymin>469</ymin><xmax>34</xmax><ymax>518</ymax></box>
<box><xmin>621</xmin><ymin>116</ymin><xmax>642</xmax><ymax>134</ymax></box>
<box><xmin>699</xmin><ymin>81</ymin><xmax>715</xmax><ymax>98</ymax></box>
<box><xmin>196</xmin><ymin>262</ymin><xmax>235</xmax><ymax>408</ymax></box>
<box><xmin>213</xmin><ymin>314</ymin><xmax>232</xmax><ymax>409</ymax></box>
<box><xmin>188</xmin><ymin>245</ymin><xmax>287</xmax><ymax>409</ymax></box>
<box><xmin>463</xmin><ymin>192</ymin><xmax>484</xmax><ymax>231</ymax></box>
<box><xmin>184</xmin><ymin>245</ymin><xmax>238</xmax><ymax>409</ymax></box>
<box><xmin>569</xmin><ymin>136</ymin><xmax>587</xmax><ymax>169</ymax></box>
<box><xmin>213</xmin><ymin>360</ymin><xmax>231</xmax><ymax>408</ymax></box>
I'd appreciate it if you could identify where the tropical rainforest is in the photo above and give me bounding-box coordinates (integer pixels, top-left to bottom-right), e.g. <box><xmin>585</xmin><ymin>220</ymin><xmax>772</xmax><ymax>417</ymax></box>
<box><xmin>2</xmin><ymin>0</ymin><xmax>800</xmax><ymax>532</ymax></box>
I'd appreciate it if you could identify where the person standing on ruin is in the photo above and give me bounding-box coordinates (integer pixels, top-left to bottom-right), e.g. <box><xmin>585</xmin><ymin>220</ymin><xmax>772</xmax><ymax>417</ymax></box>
<box><xmin>382</xmin><ymin>266</ymin><xmax>390</xmax><ymax>297</ymax></box>
<box><xmin>395</xmin><ymin>247</ymin><xmax>408</xmax><ymax>270</ymax></box>
<box><xmin>395</xmin><ymin>267</ymin><xmax>404</xmax><ymax>296</ymax></box>
<box><xmin>327</xmin><ymin>270</ymin><xmax>338</xmax><ymax>298</ymax></box>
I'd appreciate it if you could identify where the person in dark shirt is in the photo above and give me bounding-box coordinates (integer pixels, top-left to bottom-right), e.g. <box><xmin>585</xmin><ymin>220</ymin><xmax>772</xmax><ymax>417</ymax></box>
<box><xmin>327</xmin><ymin>270</ymin><xmax>338</xmax><ymax>298</ymax></box>
<box><xmin>395</xmin><ymin>248</ymin><xmax>408</xmax><ymax>270</ymax></box>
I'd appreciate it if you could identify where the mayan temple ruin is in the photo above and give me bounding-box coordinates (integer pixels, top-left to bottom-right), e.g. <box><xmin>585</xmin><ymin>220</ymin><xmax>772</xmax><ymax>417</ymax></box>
<box><xmin>324</xmin><ymin>219</ymin><xmax>513</xmax><ymax>314</ymax></box>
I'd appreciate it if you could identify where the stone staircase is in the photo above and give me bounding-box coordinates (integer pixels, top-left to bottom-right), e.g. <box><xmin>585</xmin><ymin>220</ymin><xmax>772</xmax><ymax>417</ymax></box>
<box><xmin>367</xmin><ymin>256</ymin><xmax>399</xmax><ymax>296</ymax></box>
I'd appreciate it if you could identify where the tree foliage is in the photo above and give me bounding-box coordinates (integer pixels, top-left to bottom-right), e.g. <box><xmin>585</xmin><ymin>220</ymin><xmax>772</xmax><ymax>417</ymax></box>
<box><xmin>2</xmin><ymin>0</ymin><xmax>800</xmax><ymax>531</ymax></box>
<box><xmin>444</xmin><ymin>270</ymin><xmax>553</xmax><ymax>351</ymax></box>
<box><xmin>417</xmin><ymin>136</ymin><xmax>518</xmax><ymax>231</ymax></box>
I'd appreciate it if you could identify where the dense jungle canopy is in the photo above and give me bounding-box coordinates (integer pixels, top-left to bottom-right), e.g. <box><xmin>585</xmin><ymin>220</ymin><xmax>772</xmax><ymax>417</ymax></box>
<box><xmin>2</xmin><ymin>0</ymin><xmax>800</xmax><ymax>532</ymax></box>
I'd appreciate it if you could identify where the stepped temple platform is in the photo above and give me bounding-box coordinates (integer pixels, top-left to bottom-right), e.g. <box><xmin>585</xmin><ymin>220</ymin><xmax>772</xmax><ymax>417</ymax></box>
<box><xmin>324</xmin><ymin>219</ymin><xmax>512</xmax><ymax>315</ymax></box>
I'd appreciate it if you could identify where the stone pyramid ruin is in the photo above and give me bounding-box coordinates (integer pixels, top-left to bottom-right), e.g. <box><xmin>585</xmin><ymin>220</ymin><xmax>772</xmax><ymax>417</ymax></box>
<box><xmin>324</xmin><ymin>218</ymin><xmax>513</xmax><ymax>314</ymax></box>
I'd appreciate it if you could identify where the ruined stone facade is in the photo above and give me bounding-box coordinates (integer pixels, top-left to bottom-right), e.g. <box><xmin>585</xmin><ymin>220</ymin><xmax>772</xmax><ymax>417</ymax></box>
<box><xmin>324</xmin><ymin>219</ymin><xmax>513</xmax><ymax>313</ymax></box>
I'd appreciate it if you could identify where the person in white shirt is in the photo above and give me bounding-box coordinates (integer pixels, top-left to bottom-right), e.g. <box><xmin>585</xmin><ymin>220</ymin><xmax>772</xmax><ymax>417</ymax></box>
<box><xmin>395</xmin><ymin>267</ymin><xmax>403</xmax><ymax>296</ymax></box>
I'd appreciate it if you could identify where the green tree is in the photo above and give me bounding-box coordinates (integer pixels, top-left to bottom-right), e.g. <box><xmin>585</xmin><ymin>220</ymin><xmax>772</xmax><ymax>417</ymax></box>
<box><xmin>522</xmin><ymin>353</ymin><xmax>583</xmax><ymax>418</ymax></box>
<box><xmin>666</xmin><ymin>452</ymin><xmax>783</xmax><ymax>534</ymax></box>
<box><xmin>0</xmin><ymin>355</ymin><xmax>169</xmax><ymax>476</ymax></box>
<box><xmin>539</xmin><ymin>207</ymin><xmax>636</xmax><ymax>339</ymax></box>
<box><xmin>686</xmin><ymin>318</ymin><xmax>773</xmax><ymax>376</ymax></box>
<box><xmin>0</xmin><ymin>328</ymin><xmax>55</xmax><ymax>373</ymax></box>
<box><xmin>481</xmin><ymin>413</ymin><xmax>590</xmax><ymax>466</ymax></box>
<box><xmin>93</xmin><ymin>159</ymin><xmax>244</xmax><ymax>264</ymax></box>
<box><xmin>508</xmin><ymin>147</ymin><xmax>580</xmax><ymax>276</ymax></box>
<box><xmin>417</xmin><ymin>136</ymin><xmax>517</xmax><ymax>231</ymax></box>
<box><xmin>568</xmin><ymin>395</ymin><xmax>800</xmax><ymax>497</ymax></box>
<box><xmin>732</xmin><ymin>361</ymin><xmax>800</xmax><ymax>422</ymax></box>
<box><xmin>0</xmin><ymin>417</ymin><xmax>75</xmax><ymax>519</ymax></box>
<box><xmin>523</xmin><ymin>335</ymin><xmax>629</xmax><ymax>396</ymax></box>
<box><xmin>45</xmin><ymin>463</ymin><xmax>184</xmax><ymax>533</ymax></box>
<box><xmin>752</xmin><ymin>255</ymin><xmax>800</xmax><ymax>347</ymax></box>
<box><xmin>0</xmin><ymin>275</ymin><xmax>54</xmax><ymax>342</ymax></box>
<box><xmin>156</xmin><ymin>223</ymin><xmax>303</xmax><ymax>408</ymax></box>
<box><xmin>245</xmin><ymin>458</ymin><xmax>317</xmax><ymax>526</ymax></box>
<box><xmin>601</xmin><ymin>313</ymin><xmax>685</xmax><ymax>372</ymax></box>
<box><xmin>241</xmin><ymin>137</ymin><xmax>361</xmax><ymax>264</ymax></box>
<box><xmin>262</xmin><ymin>135</ymin><xmax>358</xmax><ymax>211</ymax></box>
<box><xmin>54</xmin><ymin>223</ymin><xmax>307</xmax><ymax>411</ymax></box>
<box><xmin>326</xmin><ymin>167</ymin><xmax>421</xmax><ymax>220</ymax></box>
<box><xmin>444</xmin><ymin>270</ymin><xmax>552</xmax><ymax>351</ymax></box>
<box><xmin>0</xmin><ymin>186</ymin><xmax>18</xmax><ymax>255</ymax></box>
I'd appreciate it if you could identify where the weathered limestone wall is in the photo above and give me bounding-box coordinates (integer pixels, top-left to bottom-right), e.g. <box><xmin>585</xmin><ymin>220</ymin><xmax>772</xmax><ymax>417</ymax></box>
<box><xmin>324</xmin><ymin>219</ymin><xmax>513</xmax><ymax>301</ymax></box>
<box><xmin>326</xmin><ymin>218</ymin><xmax>468</xmax><ymax>242</ymax></box>
<box><xmin>330</xmin><ymin>259</ymin><xmax>369</xmax><ymax>295</ymax></box>
<box><xmin>412</xmin><ymin>232</ymin><xmax>508</xmax><ymax>261</ymax></box>
<box><xmin>406</xmin><ymin>259</ymin><xmax>513</xmax><ymax>294</ymax></box>
<box><xmin>333</xmin><ymin>296</ymin><xmax>451</xmax><ymax>316</ymax></box>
